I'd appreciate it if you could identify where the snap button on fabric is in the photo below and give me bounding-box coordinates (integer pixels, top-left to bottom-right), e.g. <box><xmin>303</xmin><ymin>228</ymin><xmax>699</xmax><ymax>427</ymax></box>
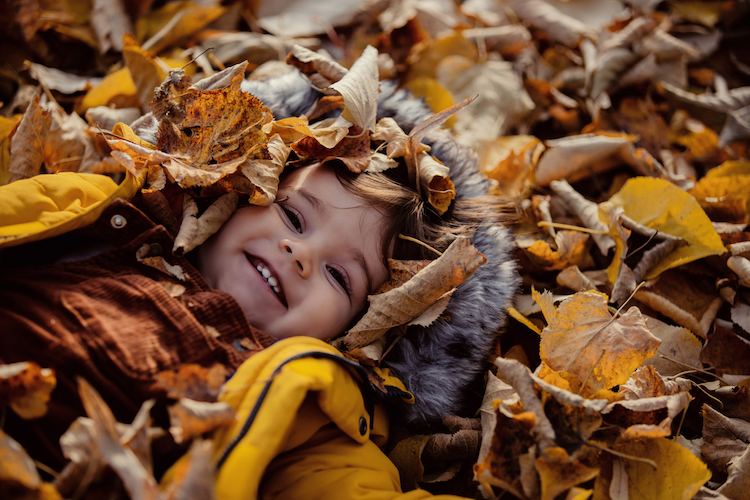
<box><xmin>359</xmin><ymin>417</ymin><xmax>367</xmax><ymax>436</ymax></box>
<box><xmin>149</xmin><ymin>242</ymin><xmax>163</xmax><ymax>256</ymax></box>
<box><xmin>110</xmin><ymin>214</ymin><xmax>127</xmax><ymax>229</ymax></box>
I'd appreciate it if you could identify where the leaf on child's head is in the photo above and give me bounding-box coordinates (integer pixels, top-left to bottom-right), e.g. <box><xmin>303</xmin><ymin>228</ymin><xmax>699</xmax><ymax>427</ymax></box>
<box><xmin>371</xmin><ymin>117</ymin><xmax>430</xmax><ymax>160</ymax></box>
<box><xmin>292</xmin><ymin>125</ymin><xmax>372</xmax><ymax>173</ymax></box>
<box><xmin>330</xmin><ymin>45</ymin><xmax>379</xmax><ymax>133</ymax></box>
<box><xmin>417</xmin><ymin>152</ymin><xmax>455</xmax><ymax>215</ymax></box>
<box><xmin>173</xmin><ymin>191</ymin><xmax>238</xmax><ymax>255</ymax></box>
<box><xmin>0</xmin><ymin>361</ymin><xmax>56</xmax><ymax>419</ymax></box>
<box><xmin>286</xmin><ymin>44</ymin><xmax>348</xmax><ymax>86</ymax></box>
<box><xmin>334</xmin><ymin>236</ymin><xmax>486</xmax><ymax>351</ymax></box>
<box><xmin>263</xmin><ymin>115</ymin><xmax>351</xmax><ymax>149</ymax></box>
<box><xmin>155</xmin><ymin>363</ymin><xmax>228</xmax><ymax>402</ymax></box>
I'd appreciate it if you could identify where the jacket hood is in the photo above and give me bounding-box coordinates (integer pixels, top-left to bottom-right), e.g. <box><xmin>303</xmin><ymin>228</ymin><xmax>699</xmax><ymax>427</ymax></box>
<box><xmin>243</xmin><ymin>71</ymin><xmax>521</xmax><ymax>425</ymax></box>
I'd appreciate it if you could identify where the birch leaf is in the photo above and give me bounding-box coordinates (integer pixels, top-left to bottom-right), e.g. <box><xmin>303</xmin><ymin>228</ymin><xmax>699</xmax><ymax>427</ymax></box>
<box><xmin>330</xmin><ymin>45</ymin><xmax>379</xmax><ymax>133</ymax></box>
<box><xmin>610</xmin><ymin>438</ymin><xmax>711</xmax><ymax>500</ymax></box>
<box><xmin>334</xmin><ymin>236</ymin><xmax>486</xmax><ymax>350</ymax></box>
<box><xmin>536</xmin><ymin>447</ymin><xmax>600</xmax><ymax>500</ymax></box>
<box><xmin>540</xmin><ymin>292</ymin><xmax>661</xmax><ymax>397</ymax></box>
<box><xmin>604</xmin><ymin>177</ymin><xmax>727</xmax><ymax>279</ymax></box>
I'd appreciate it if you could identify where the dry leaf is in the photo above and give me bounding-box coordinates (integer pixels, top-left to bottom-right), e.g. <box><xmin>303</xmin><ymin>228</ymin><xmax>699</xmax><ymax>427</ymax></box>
<box><xmin>335</xmin><ymin>236</ymin><xmax>486</xmax><ymax>350</ymax></box>
<box><xmin>77</xmin><ymin>378</ymin><xmax>161</xmax><ymax>500</ymax></box>
<box><xmin>480</xmin><ymin>135</ymin><xmax>543</xmax><ymax>198</ymax></box>
<box><xmin>286</xmin><ymin>44</ymin><xmax>348</xmax><ymax>86</ymax></box>
<box><xmin>388</xmin><ymin>434</ymin><xmax>431</xmax><ymax>491</ymax></box>
<box><xmin>523</xmin><ymin>230</ymin><xmax>593</xmax><ymax>271</ymax></box>
<box><xmin>540</xmin><ymin>292</ymin><xmax>661</xmax><ymax>396</ymax></box>
<box><xmin>718</xmin><ymin>444</ymin><xmax>750</xmax><ymax>500</ymax></box>
<box><xmin>292</xmin><ymin>125</ymin><xmax>372</xmax><ymax>173</ymax></box>
<box><xmin>700</xmin><ymin>324</ymin><xmax>750</xmax><ymax>376</ymax></box>
<box><xmin>0</xmin><ymin>361</ymin><xmax>56</xmax><ymax>419</ymax></box>
<box><xmin>0</xmin><ymin>429</ymin><xmax>42</xmax><ymax>490</ymax></box>
<box><xmin>701</xmin><ymin>404</ymin><xmax>750</xmax><ymax>473</ymax></box>
<box><xmin>417</xmin><ymin>152</ymin><xmax>455</xmax><ymax>215</ymax></box>
<box><xmin>173</xmin><ymin>191</ymin><xmax>239</xmax><ymax>255</ymax></box>
<box><xmin>550</xmin><ymin>179</ymin><xmax>614</xmax><ymax>255</ymax></box>
<box><xmin>123</xmin><ymin>33</ymin><xmax>168</xmax><ymax>112</ymax></box>
<box><xmin>642</xmin><ymin>315</ymin><xmax>702</xmax><ymax>377</ymax></box>
<box><xmin>371</xmin><ymin>117</ymin><xmax>430</xmax><ymax>159</ymax></box>
<box><xmin>536</xmin><ymin>447</ymin><xmax>600</xmax><ymax>500</ymax></box>
<box><xmin>330</xmin><ymin>45</ymin><xmax>379</xmax><ymax>133</ymax></box>
<box><xmin>634</xmin><ymin>270</ymin><xmax>723</xmax><ymax>338</ymax></box>
<box><xmin>168</xmin><ymin>398</ymin><xmax>236</xmax><ymax>444</ymax></box>
<box><xmin>136</xmin><ymin>243</ymin><xmax>186</xmax><ymax>280</ymax></box>
<box><xmin>155</xmin><ymin>364</ymin><xmax>228</xmax><ymax>402</ymax></box>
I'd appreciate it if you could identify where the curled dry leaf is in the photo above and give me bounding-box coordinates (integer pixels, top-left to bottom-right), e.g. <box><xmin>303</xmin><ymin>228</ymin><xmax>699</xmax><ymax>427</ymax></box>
<box><xmin>262</xmin><ymin>116</ymin><xmax>351</xmax><ymax>149</ymax></box>
<box><xmin>330</xmin><ymin>45</ymin><xmax>379</xmax><ymax>133</ymax></box>
<box><xmin>371</xmin><ymin>117</ymin><xmax>430</xmax><ymax>160</ymax></box>
<box><xmin>701</xmin><ymin>404</ymin><xmax>750</xmax><ymax>473</ymax></box>
<box><xmin>292</xmin><ymin>125</ymin><xmax>372</xmax><ymax>173</ymax></box>
<box><xmin>539</xmin><ymin>292</ymin><xmax>661</xmax><ymax>397</ymax></box>
<box><xmin>0</xmin><ymin>429</ymin><xmax>41</xmax><ymax>490</ymax></box>
<box><xmin>168</xmin><ymin>398</ymin><xmax>236</xmax><ymax>444</ymax></box>
<box><xmin>718</xmin><ymin>441</ymin><xmax>750</xmax><ymax>500</ymax></box>
<box><xmin>77</xmin><ymin>378</ymin><xmax>161</xmax><ymax>500</ymax></box>
<box><xmin>334</xmin><ymin>236</ymin><xmax>486</xmax><ymax>350</ymax></box>
<box><xmin>523</xmin><ymin>230</ymin><xmax>593</xmax><ymax>272</ymax></box>
<box><xmin>0</xmin><ymin>361</ymin><xmax>56</xmax><ymax>419</ymax></box>
<box><xmin>173</xmin><ymin>191</ymin><xmax>239</xmax><ymax>255</ymax></box>
<box><xmin>417</xmin><ymin>152</ymin><xmax>455</xmax><ymax>215</ymax></box>
<box><xmin>286</xmin><ymin>44</ymin><xmax>348</xmax><ymax>87</ymax></box>
<box><xmin>550</xmin><ymin>179</ymin><xmax>614</xmax><ymax>255</ymax></box>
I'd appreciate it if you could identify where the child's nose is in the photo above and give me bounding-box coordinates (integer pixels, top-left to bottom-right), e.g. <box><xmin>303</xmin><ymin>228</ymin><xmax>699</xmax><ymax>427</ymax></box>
<box><xmin>279</xmin><ymin>238</ymin><xmax>312</xmax><ymax>279</ymax></box>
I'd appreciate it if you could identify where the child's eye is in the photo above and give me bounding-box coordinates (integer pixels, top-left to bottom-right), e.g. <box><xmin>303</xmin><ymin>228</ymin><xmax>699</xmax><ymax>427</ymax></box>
<box><xmin>280</xmin><ymin>205</ymin><xmax>303</xmax><ymax>233</ymax></box>
<box><xmin>327</xmin><ymin>266</ymin><xmax>351</xmax><ymax>296</ymax></box>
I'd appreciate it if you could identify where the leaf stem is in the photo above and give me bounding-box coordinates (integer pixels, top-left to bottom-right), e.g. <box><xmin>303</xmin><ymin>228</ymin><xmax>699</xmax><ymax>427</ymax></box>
<box><xmin>537</xmin><ymin>221</ymin><xmax>609</xmax><ymax>235</ymax></box>
<box><xmin>398</xmin><ymin>234</ymin><xmax>443</xmax><ymax>257</ymax></box>
<box><xmin>584</xmin><ymin>441</ymin><xmax>658</xmax><ymax>470</ymax></box>
<box><xmin>662</xmin><ymin>355</ymin><xmax>730</xmax><ymax>386</ymax></box>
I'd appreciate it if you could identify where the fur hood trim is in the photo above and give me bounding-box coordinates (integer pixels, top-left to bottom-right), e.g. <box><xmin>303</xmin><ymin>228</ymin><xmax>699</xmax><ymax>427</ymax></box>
<box><xmin>245</xmin><ymin>72</ymin><xmax>520</xmax><ymax>424</ymax></box>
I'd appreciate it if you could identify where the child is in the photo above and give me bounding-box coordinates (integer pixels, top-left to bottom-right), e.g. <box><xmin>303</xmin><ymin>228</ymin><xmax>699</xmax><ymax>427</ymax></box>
<box><xmin>0</xmin><ymin>74</ymin><xmax>518</xmax><ymax>499</ymax></box>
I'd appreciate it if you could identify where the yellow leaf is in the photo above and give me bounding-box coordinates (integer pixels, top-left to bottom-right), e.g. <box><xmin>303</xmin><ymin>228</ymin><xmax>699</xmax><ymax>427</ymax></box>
<box><xmin>141</xmin><ymin>4</ymin><xmax>226</xmax><ymax>54</ymax></box>
<box><xmin>0</xmin><ymin>429</ymin><xmax>41</xmax><ymax>489</ymax></box>
<box><xmin>612</xmin><ymin>438</ymin><xmax>711</xmax><ymax>500</ymax></box>
<box><xmin>480</xmin><ymin>135</ymin><xmax>543</xmax><ymax>198</ymax></box>
<box><xmin>123</xmin><ymin>33</ymin><xmax>167</xmax><ymax>112</ymax></box>
<box><xmin>540</xmin><ymin>292</ymin><xmax>661</xmax><ymax>397</ymax></box>
<box><xmin>409</xmin><ymin>32</ymin><xmax>477</xmax><ymax>81</ymax></box>
<box><xmin>604</xmin><ymin>177</ymin><xmax>726</xmax><ymax>280</ymax></box>
<box><xmin>524</xmin><ymin>230</ymin><xmax>592</xmax><ymax>271</ymax></box>
<box><xmin>405</xmin><ymin>77</ymin><xmax>456</xmax><ymax>128</ymax></box>
<box><xmin>78</xmin><ymin>67</ymin><xmax>139</xmax><ymax>113</ymax></box>
<box><xmin>0</xmin><ymin>115</ymin><xmax>22</xmax><ymax>186</ymax></box>
<box><xmin>536</xmin><ymin>447</ymin><xmax>600</xmax><ymax>500</ymax></box>
<box><xmin>690</xmin><ymin>160</ymin><xmax>750</xmax><ymax>223</ymax></box>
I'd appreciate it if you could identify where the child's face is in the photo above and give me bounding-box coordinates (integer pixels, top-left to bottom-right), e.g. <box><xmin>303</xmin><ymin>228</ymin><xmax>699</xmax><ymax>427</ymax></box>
<box><xmin>197</xmin><ymin>164</ymin><xmax>389</xmax><ymax>340</ymax></box>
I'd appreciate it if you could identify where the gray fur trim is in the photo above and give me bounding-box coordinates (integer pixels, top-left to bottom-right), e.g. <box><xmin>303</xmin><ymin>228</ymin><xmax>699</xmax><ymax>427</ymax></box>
<box><xmin>243</xmin><ymin>71</ymin><xmax>520</xmax><ymax>424</ymax></box>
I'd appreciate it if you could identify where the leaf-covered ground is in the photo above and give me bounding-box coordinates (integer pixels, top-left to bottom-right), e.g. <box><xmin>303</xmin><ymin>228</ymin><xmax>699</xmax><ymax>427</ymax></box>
<box><xmin>2</xmin><ymin>1</ymin><xmax>750</xmax><ymax>499</ymax></box>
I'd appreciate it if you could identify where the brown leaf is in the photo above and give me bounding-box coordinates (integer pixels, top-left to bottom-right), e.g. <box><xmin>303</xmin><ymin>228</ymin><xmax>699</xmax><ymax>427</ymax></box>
<box><xmin>165</xmin><ymin>439</ymin><xmax>216</xmax><ymax>500</ymax></box>
<box><xmin>173</xmin><ymin>191</ymin><xmax>239</xmax><ymax>255</ymax></box>
<box><xmin>701</xmin><ymin>404</ymin><xmax>750</xmax><ymax>473</ymax></box>
<box><xmin>167</xmin><ymin>398</ymin><xmax>236</xmax><ymax>445</ymax></box>
<box><xmin>700</xmin><ymin>325</ymin><xmax>750</xmax><ymax>376</ymax></box>
<box><xmin>155</xmin><ymin>364</ymin><xmax>228</xmax><ymax>402</ymax></box>
<box><xmin>292</xmin><ymin>125</ymin><xmax>372</xmax><ymax>173</ymax></box>
<box><xmin>0</xmin><ymin>361</ymin><xmax>56</xmax><ymax>419</ymax></box>
<box><xmin>77</xmin><ymin>378</ymin><xmax>161</xmax><ymax>500</ymax></box>
<box><xmin>286</xmin><ymin>44</ymin><xmax>348</xmax><ymax>86</ymax></box>
<box><xmin>136</xmin><ymin>243</ymin><xmax>187</xmax><ymax>280</ymax></box>
<box><xmin>334</xmin><ymin>236</ymin><xmax>486</xmax><ymax>350</ymax></box>
<box><xmin>417</xmin><ymin>152</ymin><xmax>455</xmax><ymax>215</ymax></box>
<box><xmin>718</xmin><ymin>445</ymin><xmax>750</xmax><ymax>500</ymax></box>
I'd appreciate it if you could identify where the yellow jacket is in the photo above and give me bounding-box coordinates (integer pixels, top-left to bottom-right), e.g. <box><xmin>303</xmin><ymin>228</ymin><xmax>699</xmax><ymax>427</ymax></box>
<box><xmin>164</xmin><ymin>337</ymin><xmax>466</xmax><ymax>500</ymax></box>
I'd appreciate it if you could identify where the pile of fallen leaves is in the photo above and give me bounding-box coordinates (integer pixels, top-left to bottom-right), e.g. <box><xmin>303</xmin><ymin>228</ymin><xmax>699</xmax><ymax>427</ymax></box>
<box><xmin>2</xmin><ymin>0</ymin><xmax>750</xmax><ymax>499</ymax></box>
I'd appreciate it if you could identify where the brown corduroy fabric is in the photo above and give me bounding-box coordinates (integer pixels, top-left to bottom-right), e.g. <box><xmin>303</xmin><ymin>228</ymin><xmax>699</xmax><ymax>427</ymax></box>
<box><xmin>0</xmin><ymin>198</ymin><xmax>275</xmax><ymax>470</ymax></box>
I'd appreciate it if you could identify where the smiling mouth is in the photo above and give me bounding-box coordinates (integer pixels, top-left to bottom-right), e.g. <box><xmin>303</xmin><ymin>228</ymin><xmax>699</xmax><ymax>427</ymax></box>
<box><xmin>245</xmin><ymin>253</ymin><xmax>288</xmax><ymax>307</ymax></box>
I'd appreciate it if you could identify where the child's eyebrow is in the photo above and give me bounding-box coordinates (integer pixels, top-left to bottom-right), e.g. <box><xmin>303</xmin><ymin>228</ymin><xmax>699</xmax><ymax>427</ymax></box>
<box><xmin>294</xmin><ymin>187</ymin><xmax>328</xmax><ymax>217</ymax></box>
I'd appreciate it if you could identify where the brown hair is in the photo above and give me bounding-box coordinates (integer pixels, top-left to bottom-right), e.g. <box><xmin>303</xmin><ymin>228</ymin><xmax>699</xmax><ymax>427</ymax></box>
<box><xmin>330</xmin><ymin>163</ymin><xmax>519</xmax><ymax>264</ymax></box>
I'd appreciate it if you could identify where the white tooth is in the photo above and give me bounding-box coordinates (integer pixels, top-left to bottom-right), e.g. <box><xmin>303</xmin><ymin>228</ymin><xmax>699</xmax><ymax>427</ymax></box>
<box><xmin>268</xmin><ymin>277</ymin><xmax>278</xmax><ymax>287</ymax></box>
<box><xmin>256</xmin><ymin>265</ymin><xmax>263</xmax><ymax>272</ymax></box>
<box><xmin>261</xmin><ymin>268</ymin><xmax>271</xmax><ymax>278</ymax></box>
<box><xmin>272</xmin><ymin>286</ymin><xmax>279</xmax><ymax>293</ymax></box>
